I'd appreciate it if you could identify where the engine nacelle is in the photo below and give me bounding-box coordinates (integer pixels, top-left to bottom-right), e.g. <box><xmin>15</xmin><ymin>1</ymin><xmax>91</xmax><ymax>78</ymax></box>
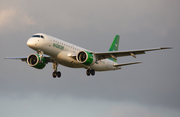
<box><xmin>76</xmin><ymin>51</ymin><xmax>95</xmax><ymax>65</ymax></box>
<box><xmin>27</xmin><ymin>54</ymin><xmax>46</xmax><ymax>69</ymax></box>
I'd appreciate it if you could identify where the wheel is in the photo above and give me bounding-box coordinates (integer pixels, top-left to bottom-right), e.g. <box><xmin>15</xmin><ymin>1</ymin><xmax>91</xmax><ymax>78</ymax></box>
<box><xmin>86</xmin><ymin>70</ymin><xmax>90</xmax><ymax>76</ymax></box>
<box><xmin>52</xmin><ymin>72</ymin><xmax>57</xmax><ymax>78</ymax></box>
<box><xmin>57</xmin><ymin>71</ymin><xmax>61</xmax><ymax>78</ymax></box>
<box><xmin>91</xmin><ymin>69</ymin><xmax>95</xmax><ymax>76</ymax></box>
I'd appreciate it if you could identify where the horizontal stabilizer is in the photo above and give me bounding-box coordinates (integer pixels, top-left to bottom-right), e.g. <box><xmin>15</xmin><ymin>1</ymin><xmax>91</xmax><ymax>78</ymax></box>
<box><xmin>113</xmin><ymin>61</ymin><xmax>142</xmax><ymax>67</ymax></box>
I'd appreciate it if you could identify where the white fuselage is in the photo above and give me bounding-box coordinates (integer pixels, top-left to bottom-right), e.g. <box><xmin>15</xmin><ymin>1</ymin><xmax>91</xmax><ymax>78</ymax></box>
<box><xmin>27</xmin><ymin>33</ymin><xmax>120</xmax><ymax>71</ymax></box>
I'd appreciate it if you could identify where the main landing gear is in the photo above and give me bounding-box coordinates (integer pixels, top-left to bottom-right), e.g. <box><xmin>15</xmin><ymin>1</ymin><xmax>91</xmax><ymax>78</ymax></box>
<box><xmin>52</xmin><ymin>62</ymin><xmax>61</xmax><ymax>78</ymax></box>
<box><xmin>86</xmin><ymin>69</ymin><xmax>95</xmax><ymax>76</ymax></box>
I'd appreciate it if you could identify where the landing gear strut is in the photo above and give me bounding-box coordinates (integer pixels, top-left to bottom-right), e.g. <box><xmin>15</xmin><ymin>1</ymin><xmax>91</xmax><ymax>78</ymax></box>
<box><xmin>52</xmin><ymin>62</ymin><xmax>61</xmax><ymax>78</ymax></box>
<box><xmin>86</xmin><ymin>69</ymin><xmax>95</xmax><ymax>76</ymax></box>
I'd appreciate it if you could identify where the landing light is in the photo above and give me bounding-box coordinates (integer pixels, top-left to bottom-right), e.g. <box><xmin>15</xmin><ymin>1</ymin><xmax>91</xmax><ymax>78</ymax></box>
<box><xmin>67</xmin><ymin>53</ymin><xmax>72</xmax><ymax>56</ymax></box>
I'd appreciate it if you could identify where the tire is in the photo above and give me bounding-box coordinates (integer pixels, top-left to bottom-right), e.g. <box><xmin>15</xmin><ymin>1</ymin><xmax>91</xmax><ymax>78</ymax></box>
<box><xmin>91</xmin><ymin>69</ymin><xmax>95</xmax><ymax>76</ymax></box>
<box><xmin>86</xmin><ymin>70</ymin><xmax>90</xmax><ymax>76</ymax></box>
<box><xmin>57</xmin><ymin>71</ymin><xmax>61</xmax><ymax>78</ymax></box>
<box><xmin>52</xmin><ymin>72</ymin><xmax>56</xmax><ymax>78</ymax></box>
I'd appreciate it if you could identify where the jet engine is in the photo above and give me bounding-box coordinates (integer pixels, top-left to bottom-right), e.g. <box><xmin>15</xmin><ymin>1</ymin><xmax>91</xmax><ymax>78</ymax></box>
<box><xmin>76</xmin><ymin>51</ymin><xmax>95</xmax><ymax>65</ymax></box>
<box><xmin>27</xmin><ymin>54</ymin><xmax>46</xmax><ymax>69</ymax></box>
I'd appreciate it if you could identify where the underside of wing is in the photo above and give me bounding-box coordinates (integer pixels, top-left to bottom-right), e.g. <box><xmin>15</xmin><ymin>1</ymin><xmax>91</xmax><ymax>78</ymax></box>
<box><xmin>5</xmin><ymin>55</ymin><xmax>54</xmax><ymax>63</ymax></box>
<box><xmin>5</xmin><ymin>57</ymin><xmax>27</xmax><ymax>61</ymax></box>
<box><xmin>43</xmin><ymin>55</ymin><xmax>55</xmax><ymax>63</ymax></box>
<box><xmin>95</xmin><ymin>47</ymin><xmax>172</xmax><ymax>60</ymax></box>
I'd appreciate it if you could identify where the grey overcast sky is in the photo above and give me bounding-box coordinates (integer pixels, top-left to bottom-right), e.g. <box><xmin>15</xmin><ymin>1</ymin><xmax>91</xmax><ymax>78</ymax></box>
<box><xmin>0</xmin><ymin>0</ymin><xmax>180</xmax><ymax>117</ymax></box>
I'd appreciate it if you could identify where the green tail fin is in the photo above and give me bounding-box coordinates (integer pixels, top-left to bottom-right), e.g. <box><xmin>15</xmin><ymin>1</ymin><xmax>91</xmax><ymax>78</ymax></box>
<box><xmin>108</xmin><ymin>35</ymin><xmax>120</xmax><ymax>62</ymax></box>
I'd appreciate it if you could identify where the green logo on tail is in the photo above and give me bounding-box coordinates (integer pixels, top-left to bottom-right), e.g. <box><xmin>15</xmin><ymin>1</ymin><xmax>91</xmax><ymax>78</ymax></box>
<box><xmin>108</xmin><ymin>35</ymin><xmax>120</xmax><ymax>62</ymax></box>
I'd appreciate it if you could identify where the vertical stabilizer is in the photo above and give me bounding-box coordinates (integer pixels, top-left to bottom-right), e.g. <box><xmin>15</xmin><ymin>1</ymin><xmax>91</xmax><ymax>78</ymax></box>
<box><xmin>108</xmin><ymin>35</ymin><xmax>120</xmax><ymax>62</ymax></box>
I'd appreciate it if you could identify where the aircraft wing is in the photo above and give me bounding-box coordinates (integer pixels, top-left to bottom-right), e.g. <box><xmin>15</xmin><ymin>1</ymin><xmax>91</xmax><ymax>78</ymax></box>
<box><xmin>113</xmin><ymin>61</ymin><xmax>142</xmax><ymax>67</ymax></box>
<box><xmin>5</xmin><ymin>55</ymin><xmax>54</xmax><ymax>63</ymax></box>
<box><xmin>95</xmin><ymin>47</ymin><xmax>172</xmax><ymax>60</ymax></box>
<box><xmin>5</xmin><ymin>57</ymin><xmax>27</xmax><ymax>61</ymax></box>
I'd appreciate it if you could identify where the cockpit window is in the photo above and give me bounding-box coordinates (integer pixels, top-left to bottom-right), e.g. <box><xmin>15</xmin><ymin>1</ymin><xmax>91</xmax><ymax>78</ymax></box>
<box><xmin>32</xmin><ymin>35</ymin><xmax>40</xmax><ymax>38</ymax></box>
<box><xmin>32</xmin><ymin>35</ymin><xmax>44</xmax><ymax>38</ymax></box>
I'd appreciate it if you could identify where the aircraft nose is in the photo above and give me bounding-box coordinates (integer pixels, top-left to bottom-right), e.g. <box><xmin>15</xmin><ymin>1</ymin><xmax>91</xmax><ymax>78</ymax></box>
<box><xmin>27</xmin><ymin>38</ymin><xmax>35</xmax><ymax>48</ymax></box>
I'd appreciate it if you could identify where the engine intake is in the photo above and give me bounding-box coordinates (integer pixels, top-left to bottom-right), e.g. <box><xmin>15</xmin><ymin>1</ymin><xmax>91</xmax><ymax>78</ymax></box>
<box><xmin>76</xmin><ymin>51</ymin><xmax>95</xmax><ymax>65</ymax></box>
<box><xmin>27</xmin><ymin>54</ymin><xmax>46</xmax><ymax>69</ymax></box>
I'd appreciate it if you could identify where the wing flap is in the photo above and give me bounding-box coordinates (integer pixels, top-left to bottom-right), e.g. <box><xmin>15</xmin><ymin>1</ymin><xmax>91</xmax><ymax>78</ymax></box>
<box><xmin>114</xmin><ymin>61</ymin><xmax>142</xmax><ymax>67</ymax></box>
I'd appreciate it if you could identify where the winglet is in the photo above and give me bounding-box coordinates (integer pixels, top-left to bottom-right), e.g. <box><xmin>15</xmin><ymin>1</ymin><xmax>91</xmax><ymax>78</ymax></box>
<box><xmin>160</xmin><ymin>47</ymin><xmax>173</xmax><ymax>49</ymax></box>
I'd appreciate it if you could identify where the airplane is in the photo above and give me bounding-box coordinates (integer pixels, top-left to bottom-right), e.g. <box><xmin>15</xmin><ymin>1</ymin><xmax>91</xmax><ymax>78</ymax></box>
<box><xmin>5</xmin><ymin>33</ymin><xmax>172</xmax><ymax>78</ymax></box>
